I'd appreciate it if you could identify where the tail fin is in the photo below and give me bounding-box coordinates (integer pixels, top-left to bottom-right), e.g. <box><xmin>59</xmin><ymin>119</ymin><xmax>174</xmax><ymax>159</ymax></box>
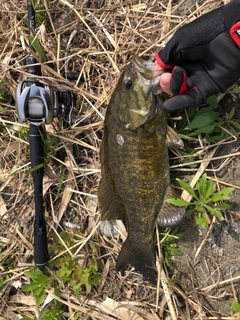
<box><xmin>116</xmin><ymin>237</ymin><xmax>157</xmax><ymax>285</ymax></box>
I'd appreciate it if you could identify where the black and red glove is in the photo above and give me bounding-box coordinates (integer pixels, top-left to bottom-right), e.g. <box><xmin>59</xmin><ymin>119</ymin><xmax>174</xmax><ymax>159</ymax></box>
<box><xmin>155</xmin><ymin>0</ymin><xmax>240</xmax><ymax>111</ymax></box>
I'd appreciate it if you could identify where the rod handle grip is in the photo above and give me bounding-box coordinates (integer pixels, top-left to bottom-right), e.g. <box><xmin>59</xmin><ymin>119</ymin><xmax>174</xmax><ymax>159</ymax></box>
<box><xmin>34</xmin><ymin>225</ymin><xmax>48</xmax><ymax>267</ymax></box>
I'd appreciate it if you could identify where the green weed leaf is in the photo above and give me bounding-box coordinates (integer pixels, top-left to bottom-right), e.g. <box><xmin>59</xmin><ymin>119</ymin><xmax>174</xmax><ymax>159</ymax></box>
<box><xmin>232</xmin><ymin>300</ymin><xmax>240</xmax><ymax>312</ymax></box>
<box><xmin>204</xmin><ymin>205</ymin><xmax>222</xmax><ymax>219</ymax></box>
<box><xmin>185</xmin><ymin>208</ymin><xmax>195</xmax><ymax>217</ymax></box>
<box><xmin>36</xmin><ymin>289</ymin><xmax>46</xmax><ymax>306</ymax></box>
<box><xmin>229</xmin><ymin>107</ymin><xmax>235</xmax><ymax>119</ymax></box>
<box><xmin>24</xmin><ymin>268</ymin><xmax>47</xmax><ymax>282</ymax></box>
<box><xmin>206</xmin><ymin>95</ymin><xmax>218</xmax><ymax>109</ymax></box>
<box><xmin>29</xmin><ymin>33</ymin><xmax>47</xmax><ymax>62</ymax></box>
<box><xmin>196</xmin><ymin>174</ymin><xmax>216</xmax><ymax>200</ymax></box>
<box><xmin>214</xmin><ymin>203</ymin><xmax>231</xmax><ymax>210</ymax></box>
<box><xmin>187</xmin><ymin>110</ymin><xmax>219</xmax><ymax>129</ymax></box>
<box><xmin>22</xmin><ymin>282</ymin><xmax>40</xmax><ymax>292</ymax></box>
<box><xmin>174</xmin><ymin>231</ymin><xmax>185</xmax><ymax>239</ymax></box>
<box><xmin>230</xmin><ymin>119</ymin><xmax>240</xmax><ymax>129</ymax></box>
<box><xmin>188</xmin><ymin>123</ymin><xmax>217</xmax><ymax>136</ymax></box>
<box><xmin>208</xmin><ymin>187</ymin><xmax>234</xmax><ymax>203</ymax></box>
<box><xmin>22</xmin><ymin>268</ymin><xmax>53</xmax><ymax>306</ymax></box>
<box><xmin>195</xmin><ymin>214</ymin><xmax>208</xmax><ymax>228</ymax></box>
<box><xmin>176</xmin><ymin>178</ymin><xmax>197</xmax><ymax>198</ymax></box>
<box><xmin>56</xmin><ymin>267</ymin><xmax>72</xmax><ymax>281</ymax></box>
<box><xmin>167</xmin><ymin>198</ymin><xmax>189</xmax><ymax>207</ymax></box>
<box><xmin>228</xmin><ymin>86</ymin><xmax>240</xmax><ymax>93</ymax></box>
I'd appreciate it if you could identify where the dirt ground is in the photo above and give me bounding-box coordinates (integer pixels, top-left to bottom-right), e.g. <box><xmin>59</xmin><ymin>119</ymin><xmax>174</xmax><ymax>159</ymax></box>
<box><xmin>171</xmin><ymin>96</ymin><xmax>240</xmax><ymax>318</ymax></box>
<box><xmin>174</xmin><ymin>158</ymin><xmax>240</xmax><ymax>317</ymax></box>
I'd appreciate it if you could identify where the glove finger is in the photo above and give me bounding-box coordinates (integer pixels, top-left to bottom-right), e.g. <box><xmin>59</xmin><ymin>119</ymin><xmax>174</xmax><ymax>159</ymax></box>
<box><xmin>162</xmin><ymin>87</ymin><xmax>205</xmax><ymax>112</ymax></box>
<box><xmin>154</xmin><ymin>53</ymin><xmax>173</xmax><ymax>69</ymax></box>
<box><xmin>171</xmin><ymin>66</ymin><xmax>192</xmax><ymax>96</ymax></box>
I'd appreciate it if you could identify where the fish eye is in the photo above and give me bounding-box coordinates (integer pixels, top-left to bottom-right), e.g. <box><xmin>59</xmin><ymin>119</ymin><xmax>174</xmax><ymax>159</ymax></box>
<box><xmin>124</xmin><ymin>80</ymin><xmax>132</xmax><ymax>90</ymax></box>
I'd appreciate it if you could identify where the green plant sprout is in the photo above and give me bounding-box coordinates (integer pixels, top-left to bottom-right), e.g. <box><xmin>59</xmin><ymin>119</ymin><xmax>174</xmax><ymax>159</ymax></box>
<box><xmin>51</xmin><ymin>231</ymin><xmax>102</xmax><ymax>297</ymax></box>
<box><xmin>21</xmin><ymin>231</ymin><xmax>102</xmax><ymax>319</ymax></box>
<box><xmin>168</xmin><ymin>174</ymin><xmax>234</xmax><ymax>228</ymax></box>
<box><xmin>22</xmin><ymin>268</ymin><xmax>53</xmax><ymax>306</ymax></box>
<box><xmin>21</xmin><ymin>288</ymin><xmax>63</xmax><ymax>320</ymax></box>
<box><xmin>160</xmin><ymin>227</ymin><xmax>185</xmax><ymax>267</ymax></box>
<box><xmin>218</xmin><ymin>106</ymin><xmax>240</xmax><ymax>137</ymax></box>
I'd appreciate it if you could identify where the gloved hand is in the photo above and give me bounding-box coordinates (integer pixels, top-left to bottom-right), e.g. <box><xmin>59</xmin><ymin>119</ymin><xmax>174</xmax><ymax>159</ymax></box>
<box><xmin>155</xmin><ymin>0</ymin><xmax>240</xmax><ymax>111</ymax></box>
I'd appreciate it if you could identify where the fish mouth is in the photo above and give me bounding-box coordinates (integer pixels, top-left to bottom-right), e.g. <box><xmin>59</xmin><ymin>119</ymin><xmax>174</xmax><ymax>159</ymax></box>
<box><xmin>132</xmin><ymin>56</ymin><xmax>163</xmax><ymax>80</ymax></box>
<box><xmin>132</xmin><ymin>56</ymin><xmax>162</xmax><ymax>95</ymax></box>
<box><xmin>131</xmin><ymin>56</ymin><xmax>163</xmax><ymax>119</ymax></box>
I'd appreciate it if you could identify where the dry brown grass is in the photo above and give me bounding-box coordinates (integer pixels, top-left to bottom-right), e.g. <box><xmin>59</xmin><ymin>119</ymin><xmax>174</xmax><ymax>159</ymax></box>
<box><xmin>0</xmin><ymin>0</ymin><xmax>240</xmax><ymax>319</ymax></box>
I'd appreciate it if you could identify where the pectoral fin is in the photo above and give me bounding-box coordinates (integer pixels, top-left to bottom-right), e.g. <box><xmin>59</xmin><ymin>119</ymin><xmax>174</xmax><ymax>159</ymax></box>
<box><xmin>166</xmin><ymin>125</ymin><xmax>184</xmax><ymax>149</ymax></box>
<box><xmin>157</xmin><ymin>186</ymin><xmax>185</xmax><ymax>227</ymax></box>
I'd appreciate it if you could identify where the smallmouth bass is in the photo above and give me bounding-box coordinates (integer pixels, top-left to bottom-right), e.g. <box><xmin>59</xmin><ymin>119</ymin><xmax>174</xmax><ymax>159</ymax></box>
<box><xmin>98</xmin><ymin>56</ymin><xmax>184</xmax><ymax>284</ymax></box>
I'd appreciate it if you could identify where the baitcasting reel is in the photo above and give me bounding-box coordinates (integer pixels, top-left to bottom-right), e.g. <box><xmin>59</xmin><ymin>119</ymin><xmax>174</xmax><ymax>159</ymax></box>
<box><xmin>16</xmin><ymin>77</ymin><xmax>76</xmax><ymax>126</ymax></box>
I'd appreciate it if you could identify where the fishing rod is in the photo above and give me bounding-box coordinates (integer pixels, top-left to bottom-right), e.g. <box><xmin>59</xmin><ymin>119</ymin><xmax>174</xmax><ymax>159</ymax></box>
<box><xmin>15</xmin><ymin>0</ymin><xmax>76</xmax><ymax>267</ymax></box>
